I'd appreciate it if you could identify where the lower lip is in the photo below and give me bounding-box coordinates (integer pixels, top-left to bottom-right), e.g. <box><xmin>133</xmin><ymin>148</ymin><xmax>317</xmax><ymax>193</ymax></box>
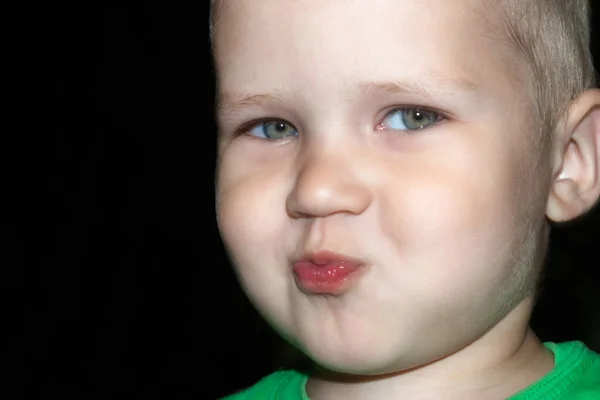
<box><xmin>293</xmin><ymin>261</ymin><xmax>363</xmax><ymax>294</ymax></box>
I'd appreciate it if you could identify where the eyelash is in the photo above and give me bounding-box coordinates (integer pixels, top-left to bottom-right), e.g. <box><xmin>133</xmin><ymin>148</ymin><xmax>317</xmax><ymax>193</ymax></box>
<box><xmin>235</xmin><ymin>106</ymin><xmax>449</xmax><ymax>140</ymax></box>
<box><xmin>377</xmin><ymin>106</ymin><xmax>448</xmax><ymax>132</ymax></box>
<box><xmin>235</xmin><ymin>118</ymin><xmax>297</xmax><ymax>140</ymax></box>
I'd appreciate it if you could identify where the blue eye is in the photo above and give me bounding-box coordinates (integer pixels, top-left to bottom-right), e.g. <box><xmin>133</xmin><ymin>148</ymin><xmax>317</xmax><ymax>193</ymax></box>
<box><xmin>381</xmin><ymin>108</ymin><xmax>441</xmax><ymax>131</ymax></box>
<box><xmin>247</xmin><ymin>120</ymin><xmax>298</xmax><ymax>139</ymax></box>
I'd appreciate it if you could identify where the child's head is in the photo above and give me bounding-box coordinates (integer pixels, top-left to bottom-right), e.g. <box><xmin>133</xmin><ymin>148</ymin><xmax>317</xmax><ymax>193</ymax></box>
<box><xmin>213</xmin><ymin>0</ymin><xmax>599</xmax><ymax>376</ymax></box>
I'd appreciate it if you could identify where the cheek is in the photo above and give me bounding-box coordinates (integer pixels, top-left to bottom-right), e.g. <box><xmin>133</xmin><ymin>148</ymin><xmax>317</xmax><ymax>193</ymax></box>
<box><xmin>218</xmin><ymin>175</ymin><xmax>276</xmax><ymax>253</ymax></box>
<box><xmin>218</xmin><ymin>142</ymin><xmax>278</xmax><ymax>225</ymax></box>
<box><xmin>217</xmin><ymin>178</ymin><xmax>283</xmax><ymax>309</ymax></box>
<box><xmin>216</xmin><ymin>147</ymin><xmax>292</xmax><ymax>282</ymax></box>
<box><xmin>216</xmin><ymin>161</ymin><xmax>302</xmax><ymax>333</ymax></box>
<box><xmin>376</xmin><ymin>130</ymin><xmax>540</xmax><ymax>295</ymax></box>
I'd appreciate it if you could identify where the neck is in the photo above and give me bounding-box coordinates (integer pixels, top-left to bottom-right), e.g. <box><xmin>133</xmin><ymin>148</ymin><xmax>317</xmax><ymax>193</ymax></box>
<box><xmin>306</xmin><ymin>298</ymin><xmax>554</xmax><ymax>400</ymax></box>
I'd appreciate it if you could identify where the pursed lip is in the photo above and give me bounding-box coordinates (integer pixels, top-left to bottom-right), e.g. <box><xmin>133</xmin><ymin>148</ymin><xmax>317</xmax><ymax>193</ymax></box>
<box><xmin>292</xmin><ymin>250</ymin><xmax>367</xmax><ymax>295</ymax></box>
<box><xmin>294</xmin><ymin>250</ymin><xmax>365</xmax><ymax>266</ymax></box>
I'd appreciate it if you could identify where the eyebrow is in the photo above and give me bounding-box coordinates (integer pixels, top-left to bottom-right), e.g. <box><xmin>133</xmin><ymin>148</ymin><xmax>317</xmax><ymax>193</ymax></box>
<box><xmin>358</xmin><ymin>75</ymin><xmax>480</xmax><ymax>100</ymax></box>
<box><xmin>216</xmin><ymin>75</ymin><xmax>480</xmax><ymax>118</ymax></box>
<box><xmin>217</xmin><ymin>92</ymin><xmax>290</xmax><ymax>119</ymax></box>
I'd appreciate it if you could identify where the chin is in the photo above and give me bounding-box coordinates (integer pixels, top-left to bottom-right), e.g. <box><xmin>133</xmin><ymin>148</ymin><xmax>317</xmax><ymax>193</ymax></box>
<box><xmin>312</xmin><ymin>354</ymin><xmax>407</xmax><ymax>377</ymax></box>
<box><xmin>296</xmin><ymin>335</ymin><xmax>415</xmax><ymax>376</ymax></box>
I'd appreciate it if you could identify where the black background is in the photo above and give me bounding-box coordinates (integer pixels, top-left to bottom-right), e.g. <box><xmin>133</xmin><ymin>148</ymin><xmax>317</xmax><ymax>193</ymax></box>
<box><xmin>37</xmin><ymin>3</ymin><xmax>600</xmax><ymax>399</ymax></box>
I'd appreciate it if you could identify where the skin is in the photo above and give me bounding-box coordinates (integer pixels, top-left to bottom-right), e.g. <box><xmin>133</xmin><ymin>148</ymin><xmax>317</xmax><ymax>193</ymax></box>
<box><xmin>213</xmin><ymin>0</ymin><xmax>600</xmax><ymax>398</ymax></box>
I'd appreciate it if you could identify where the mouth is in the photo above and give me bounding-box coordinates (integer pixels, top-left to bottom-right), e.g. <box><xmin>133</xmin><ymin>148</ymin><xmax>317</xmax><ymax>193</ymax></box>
<box><xmin>292</xmin><ymin>250</ymin><xmax>366</xmax><ymax>295</ymax></box>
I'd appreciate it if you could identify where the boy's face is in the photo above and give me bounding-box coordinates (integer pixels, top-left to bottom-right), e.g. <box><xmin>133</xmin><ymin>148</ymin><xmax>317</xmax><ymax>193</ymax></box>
<box><xmin>215</xmin><ymin>0</ymin><xmax>551</xmax><ymax>374</ymax></box>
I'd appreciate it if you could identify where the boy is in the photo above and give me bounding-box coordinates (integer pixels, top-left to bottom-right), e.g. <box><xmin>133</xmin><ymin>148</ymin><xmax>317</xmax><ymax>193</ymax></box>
<box><xmin>213</xmin><ymin>0</ymin><xmax>600</xmax><ymax>398</ymax></box>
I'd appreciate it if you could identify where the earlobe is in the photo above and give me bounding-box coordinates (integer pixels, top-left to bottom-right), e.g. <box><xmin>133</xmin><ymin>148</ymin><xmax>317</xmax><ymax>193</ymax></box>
<box><xmin>546</xmin><ymin>89</ymin><xmax>600</xmax><ymax>223</ymax></box>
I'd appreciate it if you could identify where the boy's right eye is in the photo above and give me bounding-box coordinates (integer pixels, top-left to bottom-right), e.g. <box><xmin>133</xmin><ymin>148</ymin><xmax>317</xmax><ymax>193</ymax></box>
<box><xmin>246</xmin><ymin>119</ymin><xmax>299</xmax><ymax>140</ymax></box>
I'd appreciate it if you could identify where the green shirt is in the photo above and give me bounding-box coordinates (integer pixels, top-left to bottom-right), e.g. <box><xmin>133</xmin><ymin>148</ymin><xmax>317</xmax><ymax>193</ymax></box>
<box><xmin>221</xmin><ymin>342</ymin><xmax>600</xmax><ymax>399</ymax></box>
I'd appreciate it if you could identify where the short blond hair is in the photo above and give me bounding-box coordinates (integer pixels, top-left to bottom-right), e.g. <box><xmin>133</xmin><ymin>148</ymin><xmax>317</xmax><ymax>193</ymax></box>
<box><xmin>498</xmin><ymin>0</ymin><xmax>596</xmax><ymax>136</ymax></box>
<box><xmin>210</xmin><ymin>0</ymin><xmax>596</xmax><ymax>134</ymax></box>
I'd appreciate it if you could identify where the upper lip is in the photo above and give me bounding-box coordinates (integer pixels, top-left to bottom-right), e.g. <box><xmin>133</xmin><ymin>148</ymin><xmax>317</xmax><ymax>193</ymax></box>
<box><xmin>293</xmin><ymin>250</ymin><xmax>366</xmax><ymax>267</ymax></box>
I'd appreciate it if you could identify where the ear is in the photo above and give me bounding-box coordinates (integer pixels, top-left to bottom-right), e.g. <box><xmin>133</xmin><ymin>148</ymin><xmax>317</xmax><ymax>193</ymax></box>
<box><xmin>546</xmin><ymin>89</ymin><xmax>600</xmax><ymax>223</ymax></box>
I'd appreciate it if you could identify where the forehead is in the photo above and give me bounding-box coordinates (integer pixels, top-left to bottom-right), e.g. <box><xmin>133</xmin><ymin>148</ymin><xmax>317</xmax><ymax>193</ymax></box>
<box><xmin>213</xmin><ymin>0</ymin><xmax>514</xmax><ymax>104</ymax></box>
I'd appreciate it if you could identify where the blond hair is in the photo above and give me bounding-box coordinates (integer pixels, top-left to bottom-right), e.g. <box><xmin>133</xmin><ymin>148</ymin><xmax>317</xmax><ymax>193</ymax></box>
<box><xmin>210</xmin><ymin>0</ymin><xmax>596</xmax><ymax>134</ymax></box>
<box><xmin>498</xmin><ymin>0</ymin><xmax>596</xmax><ymax>136</ymax></box>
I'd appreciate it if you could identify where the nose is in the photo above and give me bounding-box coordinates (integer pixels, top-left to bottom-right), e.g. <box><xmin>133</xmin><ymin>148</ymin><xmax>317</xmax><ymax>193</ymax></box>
<box><xmin>286</xmin><ymin>153</ymin><xmax>373</xmax><ymax>219</ymax></box>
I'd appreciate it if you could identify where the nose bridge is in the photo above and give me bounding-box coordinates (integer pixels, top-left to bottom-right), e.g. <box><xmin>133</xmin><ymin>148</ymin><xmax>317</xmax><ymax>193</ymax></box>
<box><xmin>286</xmin><ymin>140</ymin><xmax>372</xmax><ymax>218</ymax></box>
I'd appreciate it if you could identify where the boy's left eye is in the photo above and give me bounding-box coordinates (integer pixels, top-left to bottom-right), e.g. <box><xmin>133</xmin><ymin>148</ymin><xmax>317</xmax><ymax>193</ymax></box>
<box><xmin>380</xmin><ymin>108</ymin><xmax>442</xmax><ymax>131</ymax></box>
